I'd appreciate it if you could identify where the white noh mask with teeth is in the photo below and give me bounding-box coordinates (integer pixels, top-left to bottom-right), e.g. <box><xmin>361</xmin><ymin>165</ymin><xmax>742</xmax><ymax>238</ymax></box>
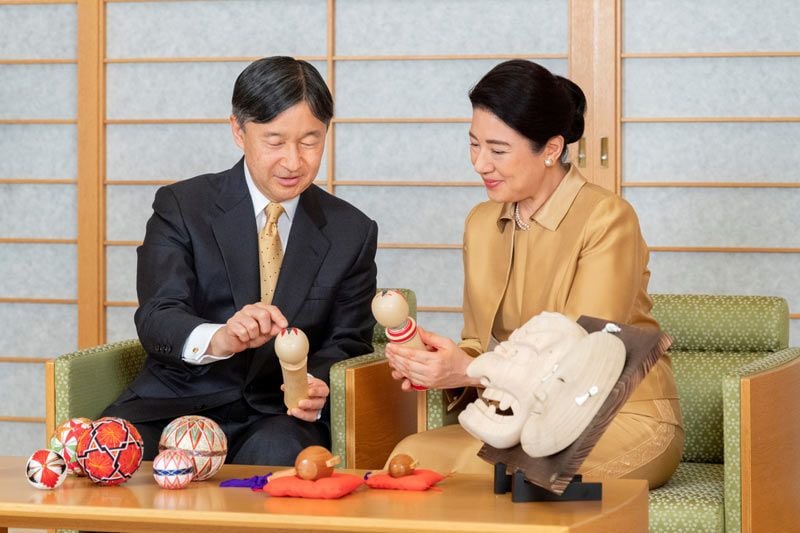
<box><xmin>458</xmin><ymin>312</ymin><xmax>626</xmax><ymax>458</ymax></box>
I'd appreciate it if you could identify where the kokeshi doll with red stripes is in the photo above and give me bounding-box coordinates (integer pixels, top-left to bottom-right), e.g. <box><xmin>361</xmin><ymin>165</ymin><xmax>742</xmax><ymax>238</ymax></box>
<box><xmin>371</xmin><ymin>290</ymin><xmax>426</xmax><ymax>350</ymax></box>
<box><xmin>274</xmin><ymin>327</ymin><xmax>310</xmax><ymax>409</ymax></box>
<box><xmin>372</xmin><ymin>290</ymin><xmax>430</xmax><ymax>390</ymax></box>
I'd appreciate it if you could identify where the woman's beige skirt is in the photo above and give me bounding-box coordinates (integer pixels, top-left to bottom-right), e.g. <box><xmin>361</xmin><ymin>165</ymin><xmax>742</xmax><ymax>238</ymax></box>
<box><xmin>388</xmin><ymin>399</ymin><xmax>684</xmax><ymax>489</ymax></box>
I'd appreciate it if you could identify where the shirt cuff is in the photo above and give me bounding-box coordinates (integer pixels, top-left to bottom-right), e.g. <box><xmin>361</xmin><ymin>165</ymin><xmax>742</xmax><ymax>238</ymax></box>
<box><xmin>182</xmin><ymin>323</ymin><xmax>234</xmax><ymax>365</ymax></box>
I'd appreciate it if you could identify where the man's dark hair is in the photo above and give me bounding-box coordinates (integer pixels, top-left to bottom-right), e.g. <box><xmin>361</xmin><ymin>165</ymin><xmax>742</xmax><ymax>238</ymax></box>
<box><xmin>232</xmin><ymin>56</ymin><xmax>333</xmax><ymax>127</ymax></box>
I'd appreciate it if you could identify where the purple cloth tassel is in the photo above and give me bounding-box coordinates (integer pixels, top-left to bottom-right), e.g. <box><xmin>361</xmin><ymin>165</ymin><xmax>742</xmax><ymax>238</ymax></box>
<box><xmin>219</xmin><ymin>473</ymin><xmax>271</xmax><ymax>489</ymax></box>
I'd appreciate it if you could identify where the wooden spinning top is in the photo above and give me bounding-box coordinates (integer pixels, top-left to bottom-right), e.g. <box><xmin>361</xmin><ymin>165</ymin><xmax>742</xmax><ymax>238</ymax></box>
<box><xmin>387</xmin><ymin>453</ymin><xmax>417</xmax><ymax>478</ymax></box>
<box><xmin>294</xmin><ymin>446</ymin><xmax>340</xmax><ymax>481</ymax></box>
<box><xmin>371</xmin><ymin>290</ymin><xmax>410</xmax><ymax>330</ymax></box>
<box><xmin>269</xmin><ymin>446</ymin><xmax>341</xmax><ymax>482</ymax></box>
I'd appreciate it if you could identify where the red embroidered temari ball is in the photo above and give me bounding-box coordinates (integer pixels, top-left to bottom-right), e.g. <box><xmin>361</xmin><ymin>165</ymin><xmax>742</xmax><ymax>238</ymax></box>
<box><xmin>159</xmin><ymin>415</ymin><xmax>227</xmax><ymax>481</ymax></box>
<box><xmin>26</xmin><ymin>449</ymin><xmax>67</xmax><ymax>490</ymax></box>
<box><xmin>49</xmin><ymin>417</ymin><xmax>93</xmax><ymax>476</ymax></box>
<box><xmin>76</xmin><ymin>417</ymin><xmax>144</xmax><ymax>485</ymax></box>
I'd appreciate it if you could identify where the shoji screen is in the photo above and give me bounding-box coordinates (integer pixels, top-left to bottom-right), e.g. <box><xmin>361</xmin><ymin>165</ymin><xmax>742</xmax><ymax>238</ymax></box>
<box><xmin>618</xmin><ymin>0</ymin><xmax>800</xmax><ymax>344</ymax></box>
<box><xmin>0</xmin><ymin>1</ymin><xmax>78</xmax><ymax>454</ymax></box>
<box><xmin>0</xmin><ymin>0</ymin><xmax>574</xmax><ymax>454</ymax></box>
<box><xmin>104</xmin><ymin>0</ymin><xmax>571</xmax><ymax>343</ymax></box>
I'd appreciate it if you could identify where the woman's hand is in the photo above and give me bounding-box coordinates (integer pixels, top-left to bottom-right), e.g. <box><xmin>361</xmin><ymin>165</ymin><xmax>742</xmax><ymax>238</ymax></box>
<box><xmin>385</xmin><ymin>327</ymin><xmax>481</xmax><ymax>390</ymax></box>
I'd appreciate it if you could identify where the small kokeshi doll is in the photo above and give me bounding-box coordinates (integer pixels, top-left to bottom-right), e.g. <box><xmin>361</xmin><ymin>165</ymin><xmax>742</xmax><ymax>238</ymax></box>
<box><xmin>372</xmin><ymin>290</ymin><xmax>431</xmax><ymax>390</ymax></box>
<box><xmin>371</xmin><ymin>290</ymin><xmax>426</xmax><ymax>351</ymax></box>
<box><xmin>274</xmin><ymin>327</ymin><xmax>310</xmax><ymax>410</ymax></box>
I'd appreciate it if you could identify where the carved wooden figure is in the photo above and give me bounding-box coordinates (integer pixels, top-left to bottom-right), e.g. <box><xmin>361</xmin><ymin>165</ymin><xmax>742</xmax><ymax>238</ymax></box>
<box><xmin>372</xmin><ymin>290</ymin><xmax>428</xmax><ymax>389</ymax></box>
<box><xmin>274</xmin><ymin>327</ymin><xmax>310</xmax><ymax>410</ymax></box>
<box><xmin>370</xmin><ymin>453</ymin><xmax>418</xmax><ymax>478</ymax></box>
<box><xmin>387</xmin><ymin>453</ymin><xmax>418</xmax><ymax>478</ymax></box>
<box><xmin>371</xmin><ymin>290</ymin><xmax>426</xmax><ymax>350</ymax></box>
<box><xmin>270</xmin><ymin>446</ymin><xmax>341</xmax><ymax>481</ymax></box>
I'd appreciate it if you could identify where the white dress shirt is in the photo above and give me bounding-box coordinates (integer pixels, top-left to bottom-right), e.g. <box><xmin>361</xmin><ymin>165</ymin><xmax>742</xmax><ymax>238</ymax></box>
<box><xmin>181</xmin><ymin>162</ymin><xmax>299</xmax><ymax>364</ymax></box>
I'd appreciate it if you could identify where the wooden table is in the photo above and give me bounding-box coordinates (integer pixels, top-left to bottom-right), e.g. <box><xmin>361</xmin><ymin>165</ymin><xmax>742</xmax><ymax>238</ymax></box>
<box><xmin>0</xmin><ymin>456</ymin><xmax>648</xmax><ymax>532</ymax></box>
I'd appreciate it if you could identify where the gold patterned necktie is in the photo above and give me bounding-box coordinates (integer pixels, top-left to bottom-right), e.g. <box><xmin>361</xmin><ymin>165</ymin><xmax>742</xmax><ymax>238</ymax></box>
<box><xmin>259</xmin><ymin>202</ymin><xmax>285</xmax><ymax>304</ymax></box>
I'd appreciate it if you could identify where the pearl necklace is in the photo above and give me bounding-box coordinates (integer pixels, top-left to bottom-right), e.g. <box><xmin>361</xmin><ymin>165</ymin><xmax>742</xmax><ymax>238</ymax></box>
<box><xmin>513</xmin><ymin>202</ymin><xmax>530</xmax><ymax>231</ymax></box>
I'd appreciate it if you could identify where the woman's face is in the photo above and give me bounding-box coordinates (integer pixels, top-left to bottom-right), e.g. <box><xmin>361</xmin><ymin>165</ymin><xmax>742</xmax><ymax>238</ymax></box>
<box><xmin>469</xmin><ymin>107</ymin><xmax>550</xmax><ymax>204</ymax></box>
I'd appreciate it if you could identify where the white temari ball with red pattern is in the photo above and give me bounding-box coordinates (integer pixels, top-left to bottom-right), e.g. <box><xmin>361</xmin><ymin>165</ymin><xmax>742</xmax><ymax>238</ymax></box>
<box><xmin>26</xmin><ymin>449</ymin><xmax>68</xmax><ymax>490</ymax></box>
<box><xmin>153</xmin><ymin>449</ymin><xmax>194</xmax><ymax>489</ymax></box>
<box><xmin>49</xmin><ymin>417</ymin><xmax>93</xmax><ymax>476</ymax></box>
<box><xmin>159</xmin><ymin>415</ymin><xmax>227</xmax><ymax>481</ymax></box>
<box><xmin>76</xmin><ymin>417</ymin><xmax>144</xmax><ymax>485</ymax></box>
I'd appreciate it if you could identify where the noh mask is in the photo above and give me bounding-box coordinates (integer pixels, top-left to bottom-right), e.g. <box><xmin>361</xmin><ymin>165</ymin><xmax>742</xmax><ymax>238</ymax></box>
<box><xmin>458</xmin><ymin>312</ymin><xmax>625</xmax><ymax>458</ymax></box>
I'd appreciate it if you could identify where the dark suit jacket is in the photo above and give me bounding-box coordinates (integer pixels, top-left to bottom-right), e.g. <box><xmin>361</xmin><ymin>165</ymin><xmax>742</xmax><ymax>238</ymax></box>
<box><xmin>111</xmin><ymin>159</ymin><xmax>378</xmax><ymax>422</ymax></box>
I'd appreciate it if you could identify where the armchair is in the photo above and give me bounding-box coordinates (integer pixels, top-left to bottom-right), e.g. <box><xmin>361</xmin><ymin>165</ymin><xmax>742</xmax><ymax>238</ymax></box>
<box><xmin>337</xmin><ymin>294</ymin><xmax>800</xmax><ymax>532</ymax></box>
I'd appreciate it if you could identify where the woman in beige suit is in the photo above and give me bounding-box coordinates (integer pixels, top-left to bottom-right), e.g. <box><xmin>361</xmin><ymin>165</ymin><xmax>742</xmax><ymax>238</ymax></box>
<box><xmin>385</xmin><ymin>60</ymin><xmax>683</xmax><ymax>489</ymax></box>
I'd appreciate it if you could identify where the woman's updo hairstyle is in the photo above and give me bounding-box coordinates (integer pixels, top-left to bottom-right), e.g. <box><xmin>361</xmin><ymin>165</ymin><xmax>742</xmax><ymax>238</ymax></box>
<box><xmin>469</xmin><ymin>60</ymin><xmax>586</xmax><ymax>161</ymax></box>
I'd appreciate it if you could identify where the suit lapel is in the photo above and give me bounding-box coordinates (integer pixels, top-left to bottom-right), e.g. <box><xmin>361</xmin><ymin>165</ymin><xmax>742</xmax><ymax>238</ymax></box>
<box><xmin>272</xmin><ymin>185</ymin><xmax>330</xmax><ymax>324</ymax></box>
<box><xmin>211</xmin><ymin>159</ymin><xmax>260</xmax><ymax>311</ymax></box>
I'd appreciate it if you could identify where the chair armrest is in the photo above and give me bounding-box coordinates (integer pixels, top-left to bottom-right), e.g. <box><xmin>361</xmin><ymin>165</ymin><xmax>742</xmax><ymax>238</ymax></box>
<box><xmin>45</xmin><ymin>339</ymin><xmax>147</xmax><ymax>440</ymax></box>
<box><xmin>723</xmin><ymin>347</ymin><xmax>800</xmax><ymax>532</ymax></box>
<box><xmin>330</xmin><ymin>347</ymin><xmax>417</xmax><ymax>469</ymax></box>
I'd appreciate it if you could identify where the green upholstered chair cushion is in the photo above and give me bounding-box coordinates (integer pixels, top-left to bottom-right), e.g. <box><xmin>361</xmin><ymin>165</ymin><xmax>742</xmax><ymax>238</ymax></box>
<box><xmin>649</xmin><ymin>462</ymin><xmax>725</xmax><ymax>533</ymax></box>
<box><xmin>670</xmin><ymin>350</ymin><xmax>764</xmax><ymax>464</ymax></box>
<box><xmin>54</xmin><ymin>339</ymin><xmax>147</xmax><ymax>427</ymax></box>
<box><xmin>651</xmin><ymin>294</ymin><xmax>789</xmax><ymax>353</ymax></box>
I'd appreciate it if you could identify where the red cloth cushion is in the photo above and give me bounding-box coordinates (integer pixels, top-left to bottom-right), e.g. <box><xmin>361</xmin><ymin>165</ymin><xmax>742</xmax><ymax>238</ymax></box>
<box><xmin>365</xmin><ymin>469</ymin><xmax>445</xmax><ymax>491</ymax></box>
<box><xmin>262</xmin><ymin>473</ymin><xmax>364</xmax><ymax>499</ymax></box>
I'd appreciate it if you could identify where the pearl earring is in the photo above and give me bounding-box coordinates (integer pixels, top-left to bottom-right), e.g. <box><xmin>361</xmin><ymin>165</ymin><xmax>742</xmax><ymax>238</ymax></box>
<box><xmin>544</xmin><ymin>158</ymin><xmax>553</xmax><ymax>167</ymax></box>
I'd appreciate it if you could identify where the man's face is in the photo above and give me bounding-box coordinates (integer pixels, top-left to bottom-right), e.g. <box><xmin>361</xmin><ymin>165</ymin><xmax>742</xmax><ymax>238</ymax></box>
<box><xmin>230</xmin><ymin>101</ymin><xmax>327</xmax><ymax>203</ymax></box>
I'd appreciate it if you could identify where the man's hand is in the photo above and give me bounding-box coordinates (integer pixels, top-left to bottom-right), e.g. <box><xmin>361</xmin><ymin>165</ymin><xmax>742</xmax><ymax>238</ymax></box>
<box><xmin>285</xmin><ymin>376</ymin><xmax>329</xmax><ymax>422</ymax></box>
<box><xmin>208</xmin><ymin>303</ymin><xmax>288</xmax><ymax>355</ymax></box>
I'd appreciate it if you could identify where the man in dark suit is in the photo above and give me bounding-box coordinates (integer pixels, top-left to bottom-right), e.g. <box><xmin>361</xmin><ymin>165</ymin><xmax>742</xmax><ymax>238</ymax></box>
<box><xmin>103</xmin><ymin>57</ymin><xmax>378</xmax><ymax>466</ymax></box>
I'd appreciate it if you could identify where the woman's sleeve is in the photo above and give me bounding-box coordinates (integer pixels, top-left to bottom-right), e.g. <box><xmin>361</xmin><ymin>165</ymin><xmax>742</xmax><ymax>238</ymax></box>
<box><xmin>458</xmin><ymin>206</ymin><xmax>484</xmax><ymax>357</ymax></box>
<box><xmin>448</xmin><ymin>207</ymin><xmax>483</xmax><ymax>412</ymax></box>
<box><xmin>562</xmin><ymin>196</ymin><xmax>650</xmax><ymax>324</ymax></box>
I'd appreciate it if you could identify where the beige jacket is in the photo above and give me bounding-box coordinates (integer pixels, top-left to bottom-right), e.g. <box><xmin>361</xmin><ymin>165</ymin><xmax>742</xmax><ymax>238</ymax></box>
<box><xmin>456</xmin><ymin>166</ymin><xmax>680</xmax><ymax>410</ymax></box>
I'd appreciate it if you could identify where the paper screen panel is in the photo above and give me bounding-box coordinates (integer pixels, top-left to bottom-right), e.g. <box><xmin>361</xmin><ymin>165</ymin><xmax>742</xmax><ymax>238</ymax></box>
<box><xmin>0</xmin><ymin>244</ymin><xmax>76</xmax><ymax>299</ymax></box>
<box><xmin>0</xmin><ymin>304</ymin><xmax>77</xmax><ymax>357</ymax></box>
<box><xmin>0</xmin><ymin>3</ymin><xmax>76</xmax><ymax>59</ymax></box>
<box><xmin>0</xmin><ymin>184</ymin><xmax>76</xmax><ymax>238</ymax></box>
<box><xmin>625</xmin><ymin>188</ymin><xmax>800</xmax><ymax>247</ymax></box>
<box><xmin>336</xmin><ymin>0</ymin><xmax>566</xmax><ymax>55</ymax></box>
<box><xmin>106</xmin><ymin>0</ymin><xmax>326</xmax><ymax>58</ymax></box>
